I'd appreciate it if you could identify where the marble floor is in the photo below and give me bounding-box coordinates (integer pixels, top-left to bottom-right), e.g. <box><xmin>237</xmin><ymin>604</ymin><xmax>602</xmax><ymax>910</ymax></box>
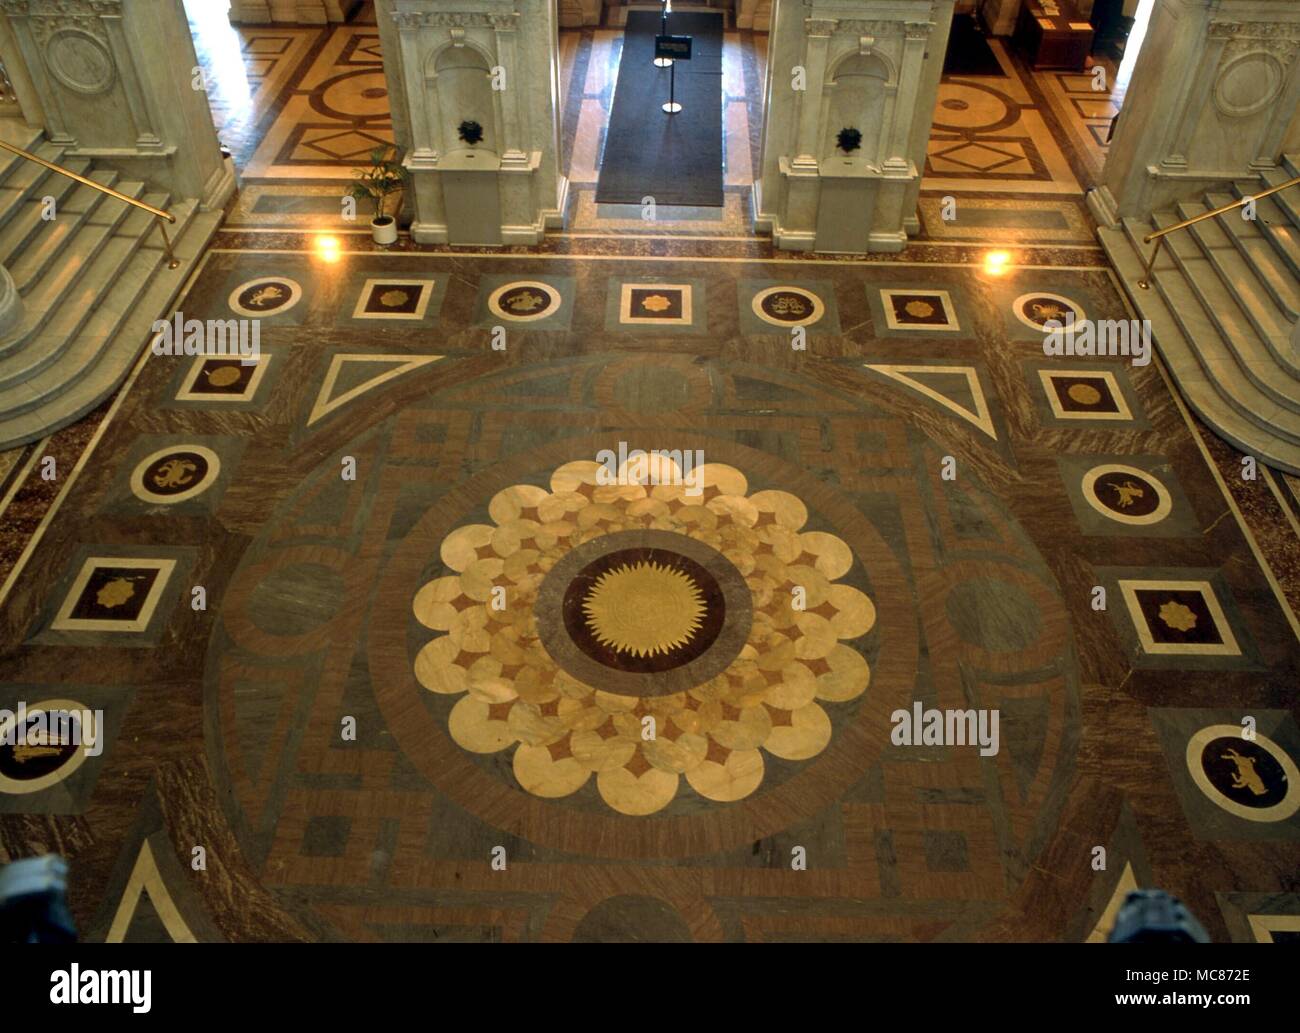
<box><xmin>1</xmin><ymin>244</ymin><xmax>1297</xmax><ymax>942</ymax></box>
<box><xmin>191</xmin><ymin>1</ymin><xmax>1109</xmax><ymax>244</ymax></box>
<box><xmin>0</xmin><ymin>4</ymin><xmax>1297</xmax><ymax>944</ymax></box>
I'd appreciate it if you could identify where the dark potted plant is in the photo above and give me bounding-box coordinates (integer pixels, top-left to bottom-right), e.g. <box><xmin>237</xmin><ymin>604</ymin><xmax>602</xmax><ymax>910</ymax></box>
<box><xmin>350</xmin><ymin>145</ymin><xmax>406</xmax><ymax>245</ymax></box>
<box><xmin>458</xmin><ymin>120</ymin><xmax>484</xmax><ymax>147</ymax></box>
<box><xmin>837</xmin><ymin>127</ymin><xmax>863</xmax><ymax>154</ymax></box>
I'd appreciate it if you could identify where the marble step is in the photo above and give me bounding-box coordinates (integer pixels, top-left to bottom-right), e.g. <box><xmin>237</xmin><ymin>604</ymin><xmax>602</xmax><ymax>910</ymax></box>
<box><xmin>1099</xmin><ymin>221</ymin><xmax>1300</xmax><ymax>472</ymax></box>
<box><xmin>1232</xmin><ymin>185</ymin><xmax>1300</xmax><ymax>279</ymax></box>
<box><xmin>1119</xmin><ymin>217</ymin><xmax>1300</xmax><ymax>440</ymax></box>
<box><xmin>1171</xmin><ymin>203</ymin><xmax>1298</xmax><ymax>376</ymax></box>
<box><xmin>0</xmin><ymin>176</ymin><xmax>143</xmax><ymax>360</ymax></box>
<box><xmin>0</xmin><ymin>159</ymin><xmax>91</xmax><ymax>272</ymax></box>
<box><xmin>0</xmin><ymin>201</ymin><xmax>220</xmax><ymax>449</ymax></box>
<box><xmin>1258</xmin><ymin>164</ymin><xmax>1300</xmax><ymax>227</ymax></box>
<box><xmin>0</xmin><ymin>141</ymin><xmax>74</xmax><ymax>229</ymax></box>
<box><xmin>0</xmin><ymin>192</ymin><xmax>165</xmax><ymax>395</ymax></box>
<box><xmin>10</xmin><ymin>173</ymin><xmax>139</xmax><ymax>296</ymax></box>
<box><xmin>1283</xmin><ymin>153</ymin><xmax>1300</xmax><ymax>180</ymax></box>
<box><xmin>1206</xmin><ymin>191</ymin><xmax>1300</xmax><ymax>321</ymax></box>
<box><xmin>0</xmin><ymin>121</ymin><xmax>49</xmax><ymax>191</ymax></box>
<box><xmin>1127</xmin><ymin>215</ymin><xmax>1300</xmax><ymax>418</ymax></box>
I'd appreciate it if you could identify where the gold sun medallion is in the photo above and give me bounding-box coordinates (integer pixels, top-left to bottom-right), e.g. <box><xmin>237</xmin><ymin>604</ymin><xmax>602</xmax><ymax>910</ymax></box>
<box><xmin>581</xmin><ymin>561</ymin><xmax>705</xmax><ymax>658</ymax></box>
<box><xmin>95</xmin><ymin>578</ymin><xmax>137</xmax><ymax>609</ymax></box>
<box><xmin>904</xmin><ymin>299</ymin><xmax>935</xmax><ymax>318</ymax></box>
<box><xmin>1067</xmin><ymin>383</ymin><xmax>1101</xmax><ymax>405</ymax></box>
<box><xmin>206</xmin><ymin>365</ymin><xmax>242</xmax><ymax>388</ymax></box>
<box><xmin>640</xmin><ymin>294</ymin><xmax>672</xmax><ymax>313</ymax></box>
<box><xmin>1158</xmin><ymin>600</ymin><xmax>1197</xmax><ymax>632</ymax></box>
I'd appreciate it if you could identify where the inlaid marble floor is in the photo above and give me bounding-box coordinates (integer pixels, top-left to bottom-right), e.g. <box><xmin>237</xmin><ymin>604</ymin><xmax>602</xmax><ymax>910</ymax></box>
<box><xmin>1</xmin><ymin>246</ymin><xmax>1297</xmax><ymax>942</ymax></box>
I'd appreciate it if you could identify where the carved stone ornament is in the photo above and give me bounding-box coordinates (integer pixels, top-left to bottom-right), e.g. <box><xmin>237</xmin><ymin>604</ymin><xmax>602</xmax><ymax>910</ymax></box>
<box><xmin>1209</xmin><ymin>20</ymin><xmax>1300</xmax><ymax>62</ymax></box>
<box><xmin>837</xmin><ymin>19</ymin><xmax>902</xmax><ymax>36</ymax></box>
<box><xmin>393</xmin><ymin>10</ymin><xmax>518</xmax><ymax>31</ymax></box>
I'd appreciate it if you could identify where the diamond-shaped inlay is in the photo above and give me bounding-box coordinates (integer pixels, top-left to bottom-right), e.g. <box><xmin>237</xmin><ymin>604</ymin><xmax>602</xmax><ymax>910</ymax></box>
<box><xmin>932</xmin><ymin>141</ymin><xmax>1025</xmax><ymax>172</ymax></box>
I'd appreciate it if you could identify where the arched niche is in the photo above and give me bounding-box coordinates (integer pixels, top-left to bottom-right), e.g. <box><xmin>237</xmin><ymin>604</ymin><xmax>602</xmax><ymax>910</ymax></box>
<box><xmin>822</xmin><ymin>50</ymin><xmax>893</xmax><ymax>164</ymax></box>
<box><xmin>425</xmin><ymin>41</ymin><xmax>501</xmax><ymax>157</ymax></box>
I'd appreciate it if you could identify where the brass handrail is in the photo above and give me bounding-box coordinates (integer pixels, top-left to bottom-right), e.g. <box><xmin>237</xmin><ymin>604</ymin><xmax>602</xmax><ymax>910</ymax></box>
<box><xmin>0</xmin><ymin>138</ymin><xmax>180</xmax><ymax>269</ymax></box>
<box><xmin>1137</xmin><ymin>172</ymin><xmax>1300</xmax><ymax>289</ymax></box>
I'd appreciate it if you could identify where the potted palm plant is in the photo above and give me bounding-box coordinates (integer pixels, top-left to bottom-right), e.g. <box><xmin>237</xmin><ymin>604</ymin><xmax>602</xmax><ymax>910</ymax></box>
<box><xmin>350</xmin><ymin>145</ymin><xmax>406</xmax><ymax>245</ymax></box>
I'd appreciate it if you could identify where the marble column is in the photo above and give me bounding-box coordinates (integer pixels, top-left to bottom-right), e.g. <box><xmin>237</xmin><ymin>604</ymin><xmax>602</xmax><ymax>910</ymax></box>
<box><xmin>0</xmin><ymin>0</ymin><xmax>234</xmax><ymax>211</ymax></box>
<box><xmin>376</xmin><ymin>0</ymin><xmax>567</xmax><ymax>246</ymax></box>
<box><xmin>1089</xmin><ymin>0</ymin><xmax>1300</xmax><ymax>226</ymax></box>
<box><xmin>755</xmin><ymin>0</ymin><xmax>956</xmax><ymax>253</ymax></box>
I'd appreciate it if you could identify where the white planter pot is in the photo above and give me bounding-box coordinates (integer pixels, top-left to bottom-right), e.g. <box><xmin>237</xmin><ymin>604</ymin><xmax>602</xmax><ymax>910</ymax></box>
<box><xmin>371</xmin><ymin>216</ymin><xmax>398</xmax><ymax>245</ymax></box>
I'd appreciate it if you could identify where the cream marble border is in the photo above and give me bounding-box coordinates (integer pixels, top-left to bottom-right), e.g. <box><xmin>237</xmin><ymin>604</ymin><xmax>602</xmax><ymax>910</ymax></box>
<box><xmin>1184</xmin><ymin>725</ymin><xmax>1300</xmax><ymax>823</ymax></box>
<box><xmin>129</xmin><ymin>445</ymin><xmax>223</xmax><ymax>505</ymax></box>
<box><xmin>51</xmin><ymin>557</ymin><xmax>177</xmax><ymax>634</ymax></box>
<box><xmin>176</xmin><ymin>353</ymin><xmax>272</xmax><ymax>403</ymax></box>
<box><xmin>880</xmin><ymin>289</ymin><xmax>961</xmax><ymax>332</ymax></box>
<box><xmin>619</xmin><ymin>282</ymin><xmax>693</xmax><ymax>325</ymax></box>
<box><xmin>0</xmin><ymin>697</ymin><xmax>95</xmax><ymax>795</ymax></box>
<box><xmin>1118</xmin><ymin>578</ymin><xmax>1241</xmax><ymax>656</ymax></box>
<box><xmin>1039</xmin><ymin>369</ymin><xmax>1133</xmax><ymax>421</ymax></box>
<box><xmin>351</xmin><ymin>278</ymin><xmax>435</xmax><ymax>320</ymax></box>
<box><xmin>1081</xmin><ymin>464</ymin><xmax>1172</xmax><ymax>526</ymax></box>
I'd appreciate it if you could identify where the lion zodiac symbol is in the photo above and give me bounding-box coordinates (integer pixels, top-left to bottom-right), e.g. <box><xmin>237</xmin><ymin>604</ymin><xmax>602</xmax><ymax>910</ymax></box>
<box><xmin>248</xmin><ymin>285</ymin><xmax>285</xmax><ymax>308</ymax></box>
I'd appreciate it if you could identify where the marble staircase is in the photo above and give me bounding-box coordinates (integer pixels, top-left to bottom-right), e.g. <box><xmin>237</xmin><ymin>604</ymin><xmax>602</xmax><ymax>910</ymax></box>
<box><xmin>1099</xmin><ymin>155</ymin><xmax>1300</xmax><ymax>474</ymax></box>
<box><xmin>0</xmin><ymin>121</ymin><xmax>221</xmax><ymax>449</ymax></box>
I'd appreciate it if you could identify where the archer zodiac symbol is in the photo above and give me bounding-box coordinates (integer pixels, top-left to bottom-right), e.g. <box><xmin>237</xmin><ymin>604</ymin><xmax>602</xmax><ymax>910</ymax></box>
<box><xmin>1109</xmin><ymin>480</ymin><xmax>1145</xmax><ymax>508</ymax></box>
<box><xmin>1220</xmin><ymin>748</ymin><xmax>1267</xmax><ymax>796</ymax></box>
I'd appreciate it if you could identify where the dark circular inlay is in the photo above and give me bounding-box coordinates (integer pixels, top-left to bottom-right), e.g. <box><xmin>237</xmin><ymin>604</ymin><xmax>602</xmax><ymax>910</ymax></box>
<box><xmin>1200</xmin><ymin>736</ymin><xmax>1289</xmax><ymax>809</ymax></box>
<box><xmin>562</xmin><ymin>547</ymin><xmax>725</xmax><ymax>673</ymax></box>
<box><xmin>362</xmin><ymin>86</ymin><xmax>388</xmax><ymax>99</ymax></box>
<box><xmin>497</xmin><ymin>285</ymin><xmax>554</xmax><ymax>316</ymax></box>
<box><xmin>759</xmin><ymin>289</ymin><xmax>817</xmax><ymax>323</ymax></box>
<box><xmin>941</xmin><ymin>98</ymin><xmax>969</xmax><ymax>111</ymax></box>
<box><xmin>141</xmin><ymin>451</ymin><xmax>210</xmax><ymax>497</ymax></box>
<box><xmin>0</xmin><ymin>712</ymin><xmax>83</xmax><ymax>782</ymax></box>
<box><xmin>535</xmin><ymin>529</ymin><xmax>753</xmax><ymax>697</ymax></box>
<box><xmin>1091</xmin><ymin>470</ymin><xmax>1160</xmax><ymax>517</ymax></box>
<box><xmin>237</xmin><ymin>280</ymin><xmax>294</xmax><ymax>312</ymax></box>
<box><xmin>1019</xmin><ymin>296</ymin><xmax>1077</xmax><ymax>327</ymax></box>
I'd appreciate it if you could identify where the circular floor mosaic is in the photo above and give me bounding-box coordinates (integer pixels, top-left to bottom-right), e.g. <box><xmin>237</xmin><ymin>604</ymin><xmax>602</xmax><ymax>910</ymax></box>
<box><xmin>751</xmin><ymin>286</ymin><xmax>825</xmax><ymax>328</ymax></box>
<box><xmin>1186</xmin><ymin>725</ymin><xmax>1299</xmax><ymax>823</ymax></box>
<box><xmin>1081</xmin><ymin>463</ymin><xmax>1171</xmax><ymax>526</ymax></box>
<box><xmin>412</xmin><ymin>457</ymin><xmax>875</xmax><ymax>816</ymax></box>
<box><xmin>489</xmin><ymin>281</ymin><xmax>561</xmax><ymax>322</ymax></box>
<box><xmin>130</xmin><ymin>445</ymin><xmax>221</xmax><ymax>505</ymax></box>
<box><xmin>0</xmin><ymin>699</ymin><xmax>95</xmax><ymax>795</ymax></box>
<box><xmin>1012</xmin><ymin>291</ymin><xmax>1084</xmax><ymax>332</ymax></box>
<box><xmin>228</xmin><ymin>276</ymin><xmax>303</xmax><ymax>318</ymax></box>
